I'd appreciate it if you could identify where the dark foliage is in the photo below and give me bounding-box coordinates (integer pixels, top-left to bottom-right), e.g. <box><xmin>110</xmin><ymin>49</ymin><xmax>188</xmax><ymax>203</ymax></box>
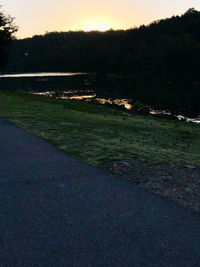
<box><xmin>8</xmin><ymin>8</ymin><xmax>200</xmax><ymax>79</ymax></box>
<box><xmin>0</xmin><ymin>7</ymin><xmax>17</xmax><ymax>70</ymax></box>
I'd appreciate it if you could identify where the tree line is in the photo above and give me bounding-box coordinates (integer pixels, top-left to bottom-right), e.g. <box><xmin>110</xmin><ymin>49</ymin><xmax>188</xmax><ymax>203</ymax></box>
<box><xmin>6</xmin><ymin>8</ymin><xmax>200</xmax><ymax>80</ymax></box>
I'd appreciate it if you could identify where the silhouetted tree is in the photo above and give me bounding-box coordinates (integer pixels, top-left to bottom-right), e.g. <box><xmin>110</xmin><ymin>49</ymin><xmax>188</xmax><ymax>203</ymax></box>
<box><xmin>0</xmin><ymin>7</ymin><xmax>17</xmax><ymax>69</ymax></box>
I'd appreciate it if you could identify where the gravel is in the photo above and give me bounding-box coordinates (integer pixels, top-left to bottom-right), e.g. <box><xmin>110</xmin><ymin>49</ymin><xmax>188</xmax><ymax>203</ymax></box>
<box><xmin>105</xmin><ymin>159</ymin><xmax>200</xmax><ymax>213</ymax></box>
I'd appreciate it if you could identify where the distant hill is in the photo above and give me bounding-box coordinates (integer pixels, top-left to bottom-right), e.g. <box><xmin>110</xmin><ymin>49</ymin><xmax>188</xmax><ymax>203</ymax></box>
<box><xmin>7</xmin><ymin>8</ymin><xmax>200</xmax><ymax>79</ymax></box>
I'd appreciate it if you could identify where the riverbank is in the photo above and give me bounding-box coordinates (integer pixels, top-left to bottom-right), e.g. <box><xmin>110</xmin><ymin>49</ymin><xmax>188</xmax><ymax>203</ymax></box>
<box><xmin>1</xmin><ymin>91</ymin><xmax>200</xmax><ymax>211</ymax></box>
<box><xmin>1</xmin><ymin>91</ymin><xmax>200</xmax><ymax>166</ymax></box>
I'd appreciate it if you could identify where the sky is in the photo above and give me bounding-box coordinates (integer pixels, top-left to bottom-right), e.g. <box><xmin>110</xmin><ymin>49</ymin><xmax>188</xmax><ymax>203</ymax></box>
<box><xmin>1</xmin><ymin>0</ymin><xmax>200</xmax><ymax>39</ymax></box>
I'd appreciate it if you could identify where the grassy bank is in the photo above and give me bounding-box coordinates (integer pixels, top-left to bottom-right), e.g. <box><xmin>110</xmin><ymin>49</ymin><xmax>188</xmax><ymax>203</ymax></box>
<box><xmin>0</xmin><ymin>91</ymin><xmax>200</xmax><ymax>167</ymax></box>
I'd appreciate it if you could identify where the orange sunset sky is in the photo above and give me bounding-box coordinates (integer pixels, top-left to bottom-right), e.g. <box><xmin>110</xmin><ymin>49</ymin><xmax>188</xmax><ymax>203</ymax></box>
<box><xmin>2</xmin><ymin>0</ymin><xmax>200</xmax><ymax>38</ymax></box>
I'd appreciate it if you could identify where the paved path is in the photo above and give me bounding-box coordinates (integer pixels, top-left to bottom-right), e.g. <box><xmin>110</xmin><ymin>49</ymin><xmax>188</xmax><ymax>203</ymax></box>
<box><xmin>0</xmin><ymin>118</ymin><xmax>200</xmax><ymax>266</ymax></box>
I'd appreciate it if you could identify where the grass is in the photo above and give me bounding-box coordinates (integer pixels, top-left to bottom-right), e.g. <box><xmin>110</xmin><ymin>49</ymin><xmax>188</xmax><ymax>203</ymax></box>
<box><xmin>1</xmin><ymin>90</ymin><xmax>200</xmax><ymax>167</ymax></box>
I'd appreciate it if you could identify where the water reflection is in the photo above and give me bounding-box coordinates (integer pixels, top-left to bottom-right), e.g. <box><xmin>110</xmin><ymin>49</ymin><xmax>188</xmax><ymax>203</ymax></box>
<box><xmin>177</xmin><ymin>115</ymin><xmax>200</xmax><ymax>124</ymax></box>
<box><xmin>0</xmin><ymin>72</ymin><xmax>200</xmax><ymax>120</ymax></box>
<box><xmin>0</xmin><ymin>72</ymin><xmax>85</xmax><ymax>78</ymax></box>
<box><xmin>33</xmin><ymin>90</ymin><xmax>132</xmax><ymax>109</ymax></box>
<box><xmin>61</xmin><ymin>95</ymin><xmax>96</xmax><ymax>100</ymax></box>
<box><xmin>96</xmin><ymin>98</ymin><xmax>132</xmax><ymax>110</ymax></box>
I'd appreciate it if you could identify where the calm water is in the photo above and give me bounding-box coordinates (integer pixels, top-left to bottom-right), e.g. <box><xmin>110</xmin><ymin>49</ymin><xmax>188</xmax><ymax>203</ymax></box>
<box><xmin>0</xmin><ymin>72</ymin><xmax>199</xmax><ymax>122</ymax></box>
<box><xmin>0</xmin><ymin>72</ymin><xmax>85</xmax><ymax>78</ymax></box>
<box><xmin>0</xmin><ymin>72</ymin><xmax>133</xmax><ymax>108</ymax></box>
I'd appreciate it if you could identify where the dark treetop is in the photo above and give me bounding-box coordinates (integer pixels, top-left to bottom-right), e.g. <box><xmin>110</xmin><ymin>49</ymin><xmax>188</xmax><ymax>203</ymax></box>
<box><xmin>0</xmin><ymin>7</ymin><xmax>17</xmax><ymax>70</ymax></box>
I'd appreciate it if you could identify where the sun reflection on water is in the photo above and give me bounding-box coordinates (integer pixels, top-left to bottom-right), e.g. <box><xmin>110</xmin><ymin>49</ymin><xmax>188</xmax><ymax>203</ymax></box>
<box><xmin>32</xmin><ymin>90</ymin><xmax>132</xmax><ymax>109</ymax></box>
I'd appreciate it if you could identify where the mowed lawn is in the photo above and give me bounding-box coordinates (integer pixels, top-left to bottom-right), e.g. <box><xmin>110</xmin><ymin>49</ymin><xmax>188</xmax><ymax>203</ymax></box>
<box><xmin>0</xmin><ymin>91</ymin><xmax>200</xmax><ymax>167</ymax></box>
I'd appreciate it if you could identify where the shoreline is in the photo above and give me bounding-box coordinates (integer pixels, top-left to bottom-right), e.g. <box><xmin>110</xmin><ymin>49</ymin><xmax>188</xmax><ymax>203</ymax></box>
<box><xmin>1</xmin><ymin>90</ymin><xmax>200</xmax><ymax>211</ymax></box>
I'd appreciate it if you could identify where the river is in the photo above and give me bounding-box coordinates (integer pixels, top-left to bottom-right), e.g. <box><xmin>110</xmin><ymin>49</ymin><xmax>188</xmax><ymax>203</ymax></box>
<box><xmin>0</xmin><ymin>72</ymin><xmax>199</xmax><ymax>123</ymax></box>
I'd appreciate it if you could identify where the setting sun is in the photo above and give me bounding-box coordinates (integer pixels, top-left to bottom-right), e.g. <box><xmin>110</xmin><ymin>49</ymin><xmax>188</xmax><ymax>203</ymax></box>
<box><xmin>82</xmin><ymin>23</ymin><xmax>110</xmax><ymax>32</ymax></box>
<box><xmin>73</xmin><ymin>17</ymin><xmax>118</xmax><ymax>32</ymax></box>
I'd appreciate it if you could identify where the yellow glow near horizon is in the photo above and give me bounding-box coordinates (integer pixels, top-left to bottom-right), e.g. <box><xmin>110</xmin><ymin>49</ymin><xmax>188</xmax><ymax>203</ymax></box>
<box><xmin>83</xmin><ymin>23</ymin><xmax>110</xmax><ymax>32</ymax></box>
<box><xmin>3</xmin><ymin>0</ymin><xmax>200</xmax><ymax>38</ymax></box>
<box><xmin>73</xmin><ymin>17</ymin><xmax>118</xmax><ymax>32</ymax></box>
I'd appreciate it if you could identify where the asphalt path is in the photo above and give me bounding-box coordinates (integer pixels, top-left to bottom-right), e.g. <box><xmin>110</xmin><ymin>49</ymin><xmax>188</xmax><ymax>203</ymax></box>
<box><xmin>0</xmin><ymin>118</ymin><xmax>200</xmax><ymax>266</ymax></box>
